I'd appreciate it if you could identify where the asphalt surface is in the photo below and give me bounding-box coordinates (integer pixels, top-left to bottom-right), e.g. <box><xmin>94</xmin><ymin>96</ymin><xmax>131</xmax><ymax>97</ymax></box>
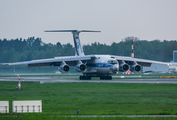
<box><xmin>0</xmin><ymin>76</ymin><xmax>177</xmax><ymax>83</ymax></box>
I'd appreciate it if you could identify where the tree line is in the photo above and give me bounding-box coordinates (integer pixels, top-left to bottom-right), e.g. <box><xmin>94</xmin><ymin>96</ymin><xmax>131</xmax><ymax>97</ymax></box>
<box><xmin>0</xmin><ymin>36</ymin><xmax>176</xmax><ymax>72</ymax></box>
<box><xmin>0</xmin><ymin>36</ymin><xmax>177</xmax><ymax>63</ymax></box>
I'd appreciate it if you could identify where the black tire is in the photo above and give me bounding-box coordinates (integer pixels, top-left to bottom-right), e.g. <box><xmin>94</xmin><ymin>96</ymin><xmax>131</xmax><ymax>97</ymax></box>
<box><xmin>86</xmin><ymin>76</ymin><xmax>91</xmax><ymax>80</ymax></box>
<box><xmin>100</xmin><ymin>76</ymin><xmax>112</xmax><ymax>80</ymax></box>
<box><xmin>109</xmin><ymin>76</ymin><xmax>112</xmax><ymax>80</ymax></box>
<box><xmin>105</xmin><ymin>76</ymin><xmax>112</xmax><ymax>80</ymax></box>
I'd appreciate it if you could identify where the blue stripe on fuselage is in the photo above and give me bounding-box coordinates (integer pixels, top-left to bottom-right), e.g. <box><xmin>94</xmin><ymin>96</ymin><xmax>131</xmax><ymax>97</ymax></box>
<box><xmin>86</xmin><ymin>63</ymin><xmax>113</xmax><ymax>68</ymax></box>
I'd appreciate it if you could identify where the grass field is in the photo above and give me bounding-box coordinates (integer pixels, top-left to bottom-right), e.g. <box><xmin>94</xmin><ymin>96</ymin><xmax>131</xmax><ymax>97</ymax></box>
<box><xmin>0</xmin><ymin>81</ymin><xmax>177</xmax><ymax>119</ymax></box>
<box><xmin>2</xmin><ymin>115</ymin><xmax>177</xmax><ymax>120</ymax></box>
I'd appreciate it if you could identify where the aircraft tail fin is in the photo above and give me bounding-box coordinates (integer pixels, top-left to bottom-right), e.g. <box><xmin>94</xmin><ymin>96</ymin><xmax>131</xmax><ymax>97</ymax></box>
<box><xmin>45</xmin><ymin>30</ymin><xmax>101</xmax><ymax>56</ymax></box>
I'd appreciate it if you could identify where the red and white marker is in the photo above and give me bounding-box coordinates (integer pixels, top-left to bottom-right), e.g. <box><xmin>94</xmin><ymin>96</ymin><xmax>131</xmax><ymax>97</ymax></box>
<box><xmin>131</xmin><ymin>40</ymin><xmax>134</xmax><ymax>58</ymax></box>
<box><xmin>124</xmin><ymin>70</ymin><xmax>131</xmax><ymax>74</ymax></box>
<box><xmin>17</xmin><ymin>74</ymin><xmax>21</xmax><ymax>90</ymax></box>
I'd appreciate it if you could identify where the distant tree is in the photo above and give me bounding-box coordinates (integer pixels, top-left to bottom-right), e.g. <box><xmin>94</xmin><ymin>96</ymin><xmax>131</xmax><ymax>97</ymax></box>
<box><xmin>27</xmin><ymin>37</ymin><xmax>35</xmax><ymax>46</ymax></box>
<box><xmin>123</xmin><ymin>36</ymin><xmax>140</xmax><ymax>42</ymax></box>
<box><xmin>33</xmin><ymin>38</ymin><xmax>42</xmax><ymax>47</ymax></box>
<box><xmin>56</xmin><ymin>42</ymin><xmax>62</xmax><ymax>48</ymax></box>
<box><xmin>164</xmin><ymin>41</ymin><xmax>177</xmax><ymax>62</ymax></box>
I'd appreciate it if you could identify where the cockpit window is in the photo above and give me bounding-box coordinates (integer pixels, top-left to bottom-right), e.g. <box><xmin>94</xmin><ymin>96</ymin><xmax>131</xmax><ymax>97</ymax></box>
<box><xmin>107</xmin><ymin>60</ymin><xmax>118</xmax><ymax>64</ymax></box>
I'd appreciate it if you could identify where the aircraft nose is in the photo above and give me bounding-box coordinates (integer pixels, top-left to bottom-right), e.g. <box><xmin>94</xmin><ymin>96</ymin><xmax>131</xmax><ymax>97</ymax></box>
<box><xmin>113</xmin><ymin>64</ymin><xmax>119</xmax><ymax>72</ymax></box>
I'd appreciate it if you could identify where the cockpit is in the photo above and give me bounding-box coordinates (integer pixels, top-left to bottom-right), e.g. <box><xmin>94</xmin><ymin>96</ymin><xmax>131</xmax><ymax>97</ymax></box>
<box><xmin>107</xmin><ymin>60</ymin><xmax>118</xmax><ymax>65</ymax></box>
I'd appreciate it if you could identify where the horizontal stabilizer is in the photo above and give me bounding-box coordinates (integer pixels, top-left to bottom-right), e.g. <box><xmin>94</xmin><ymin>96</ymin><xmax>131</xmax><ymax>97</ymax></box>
<box><xmin>44</xmin><ymin>30</ymin><xmax>101</xmax><ymax>33</ymax></box>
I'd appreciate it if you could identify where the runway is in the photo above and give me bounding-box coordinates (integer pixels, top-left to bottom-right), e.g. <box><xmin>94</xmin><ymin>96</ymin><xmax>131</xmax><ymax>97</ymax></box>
<box><xmin>0</xmin><ymin>77</ymin><xmax>177</xmax><ymax>83</ymax></box>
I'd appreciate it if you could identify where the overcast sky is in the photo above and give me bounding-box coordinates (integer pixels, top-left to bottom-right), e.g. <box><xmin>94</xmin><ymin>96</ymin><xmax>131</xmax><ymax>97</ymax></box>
<box><xmin>0</xmin><ymin>0</ymin><xmax>177</xmax><ymax>45</ymax></box>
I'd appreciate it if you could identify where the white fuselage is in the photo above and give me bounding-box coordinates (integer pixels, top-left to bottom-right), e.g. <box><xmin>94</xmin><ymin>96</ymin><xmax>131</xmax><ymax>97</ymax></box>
<box><xmin>84</xmin><ymin>55</ymin><xmax>119</xmax><ymax>76</ymax></box>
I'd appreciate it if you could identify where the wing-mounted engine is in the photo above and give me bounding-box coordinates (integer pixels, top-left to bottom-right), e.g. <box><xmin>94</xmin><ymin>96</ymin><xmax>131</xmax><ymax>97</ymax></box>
<box><xmin>58</xmin><ymin>61</ymin><xmax>70</xmax><ymax>73</ymax></box>
<box><xmin>118</xmin><ymin>60</ymin><xmax>129</xmax><ymax>72</ymax></box>
<box><xmin>130</xmin><ymin>61</ymin><xmax>141</xmax><ymax>72</ymax></box>
<box><xmin>75</xmin><ymin>60</ymin><xmax>87</xmax><ymax>72</ymax></box>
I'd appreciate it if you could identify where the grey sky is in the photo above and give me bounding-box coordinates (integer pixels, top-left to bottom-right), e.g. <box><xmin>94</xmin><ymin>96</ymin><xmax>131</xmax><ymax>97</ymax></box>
<box><xmin>0</xmin><ymin>0</ymin><xmax>177</xmax><ymax>45</ymax></box>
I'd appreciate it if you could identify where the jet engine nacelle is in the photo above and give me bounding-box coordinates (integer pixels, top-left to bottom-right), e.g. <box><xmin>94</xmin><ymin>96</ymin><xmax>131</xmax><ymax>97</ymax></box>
<box><xmin>119</xmin><ymin>63</ymin><xmax>129</xmax><ymax>72</ymax></box>
<box><xmin>75</xmin><ymin>63</ymin><xmax>87</xmax><ymax>72</ymax></box>
<box><xmin>58</xmin><ymin>64</ymin><xmax>70</xmax><ymax>73</ymax></box>
<box><xmin>130</xmin><ymin>64</ymin><xmax>141</xmax><ymax>72</ymax></box>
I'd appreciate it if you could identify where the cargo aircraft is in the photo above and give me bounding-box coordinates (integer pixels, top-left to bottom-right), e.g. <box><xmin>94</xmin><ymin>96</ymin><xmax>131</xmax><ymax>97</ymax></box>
<box><xmin>0</xmin><ymin>30</ymin><xmax>170</xmax><ymax>80</ymax></box>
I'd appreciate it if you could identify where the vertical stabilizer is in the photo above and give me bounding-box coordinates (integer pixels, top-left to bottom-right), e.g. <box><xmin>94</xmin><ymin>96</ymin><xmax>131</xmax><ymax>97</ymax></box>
<box><xmin>45</xmin><ymin>30</ymin><xmax>100</xmax><ymax>56</ymax></box>
<box><xmin>72</xmin><ymin>31</ymin><xmax>85</xmax><ymax>56</ymax></box>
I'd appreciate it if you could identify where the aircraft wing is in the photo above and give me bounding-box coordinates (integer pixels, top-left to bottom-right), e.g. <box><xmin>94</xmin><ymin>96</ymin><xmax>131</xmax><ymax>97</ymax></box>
<box><xmin>0</xmin><ymin>56</ymin><xmax>93</xmax><ymax>67</ymax></box>
<box><xmin>111</xmin><ymin>55</ymin><xmax>171</xmax><ymax>67</ymax></box>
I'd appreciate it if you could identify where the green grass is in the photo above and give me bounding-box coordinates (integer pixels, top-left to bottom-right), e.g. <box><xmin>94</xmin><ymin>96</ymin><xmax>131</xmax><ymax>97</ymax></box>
<box><xmin>0</xmin><ymin>82</ymin><xmax>177</xmax><ymax>119</ymax></box>
<box><xmin>1</xmin><ymin>115</ymin><xmax>177</xmax><ymax>120</ymax></box>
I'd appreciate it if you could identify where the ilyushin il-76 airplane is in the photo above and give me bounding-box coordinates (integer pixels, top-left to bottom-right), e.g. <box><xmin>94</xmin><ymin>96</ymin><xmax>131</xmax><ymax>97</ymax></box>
<box><xmin>0</xmin><ymin>30</ymin><xmax>171</xmax><ymax>80</ymax></box>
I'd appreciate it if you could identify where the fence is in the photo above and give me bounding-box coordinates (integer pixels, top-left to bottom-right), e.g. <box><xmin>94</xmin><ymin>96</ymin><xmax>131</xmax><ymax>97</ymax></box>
<box><xmin>12</xmin><ymin>100</ymin><xmax>42</xmax><ymax>113</ymax></box>
<box><xmin>0</xmin><ymin>101</ymin><xmax>9</xmax><ymax>113</ymax></box>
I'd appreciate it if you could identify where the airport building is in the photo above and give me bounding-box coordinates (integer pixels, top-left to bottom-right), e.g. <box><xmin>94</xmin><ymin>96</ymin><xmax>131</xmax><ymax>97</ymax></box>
<box><xmin>143</xmin><ymin>51</ymin><xmax>177</xmax><ymax>73</ymax></box>
<box><xmin>143</xmin><ymin>63</ymin><xmax>177</xmax><ymax>73</ymax></box>
<box><xmin>173</xmin><ymin>50</ymin><xmax>177</xmax><ymax>62</ymax></box>
<box><xmin>143</xmin><ymin>63</ymin><xmax>169</xmax><ymax>73</ymax></box>
<box><xmin>169</xmin><ymin>65</ymin><xmax>177</xmax><ymax>73</ymax></box>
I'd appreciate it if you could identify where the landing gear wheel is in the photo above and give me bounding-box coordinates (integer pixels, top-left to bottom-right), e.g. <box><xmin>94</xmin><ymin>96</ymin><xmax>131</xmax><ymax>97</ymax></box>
<box><xmin>79</xmin><ymin>76</ymin><xmax>91</xmax><ymax>80</ymax></box>
<box><xmin>100</xmin><ymin>76</ymin><xmax>112</xmax><ymax>80</ymax></box>
<box><xmin>79</xmin><ymin>76</ymin><xmax>83</xmax><ymax>80</ymax></box>
<box><xmin>87</xmin><ymin>76</ymin><xmax>91</xmax><ymax>80</ymax></box>
<box><xmin>108</xmin><ymin>76</ymin><xmax>112</xmax><ymax>80</ymax></box>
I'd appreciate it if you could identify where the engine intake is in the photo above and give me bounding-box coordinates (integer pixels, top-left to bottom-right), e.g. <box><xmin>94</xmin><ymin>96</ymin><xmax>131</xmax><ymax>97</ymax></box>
<box><xmin>75</xmin><ymin>63</ymin><xmax>87</xmax><ymax>72</ymax></box>
<box><xmin>130</xmin><ymin>64</ymin><xmax>141</xmax><ymax>72</ymax></box>
<box><xmin>119</xmin><ymin>63</ymin><xmax>129</xmax><ymax>72</ymax></box>
<box><xmin>58</xmin><ymin>64</ymin><xmax>70</xmax><ymax>73</ymax></box>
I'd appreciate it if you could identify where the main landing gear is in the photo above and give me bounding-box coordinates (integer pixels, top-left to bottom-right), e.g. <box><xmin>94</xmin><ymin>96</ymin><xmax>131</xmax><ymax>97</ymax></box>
<box><xmin>79</xmin><ymin>76</ymin><xmax>112</xmax><ymax>80</ymax></box>
<box><xmin>100</xmin><ymin>76</ymin><xmax>112</xmax><ymax>80</ymax></box>
<box><xmin>79</xmin><ymin>76</ymin><xmax>91</xmax><ymax>80</ymax></box>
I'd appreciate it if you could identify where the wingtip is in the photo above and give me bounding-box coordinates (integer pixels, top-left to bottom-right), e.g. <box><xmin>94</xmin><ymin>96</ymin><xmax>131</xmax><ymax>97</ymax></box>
<box><xmin>44</xmin><ymin>30</ymin><xmax>48</xmax><ymax>32</ymax></box>
<box><xmin>0</xmin><ymin>63</ymin><xmax>8</xmax><ymax>66</ymax></box>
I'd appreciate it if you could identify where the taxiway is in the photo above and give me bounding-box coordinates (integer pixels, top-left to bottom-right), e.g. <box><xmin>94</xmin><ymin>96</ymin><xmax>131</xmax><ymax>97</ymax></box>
<box><xmin>0</xmin><ymin>77</ymin><xmax>176</xmax><ymax>84</ymax></box>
